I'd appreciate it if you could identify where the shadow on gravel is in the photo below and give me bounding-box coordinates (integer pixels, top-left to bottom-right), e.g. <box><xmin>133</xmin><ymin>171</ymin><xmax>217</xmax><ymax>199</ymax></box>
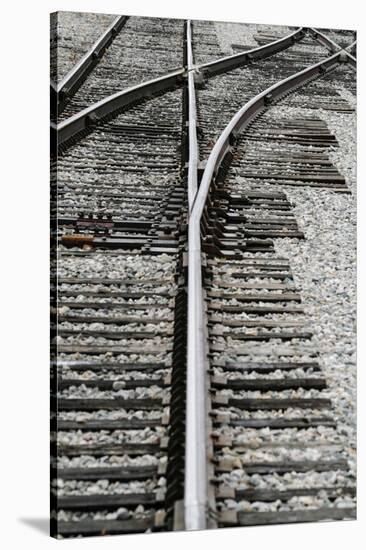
<box><xmin>19</xmin><ymin>518</ymin><xmax>49</xmax><ymax>536</ymax></box>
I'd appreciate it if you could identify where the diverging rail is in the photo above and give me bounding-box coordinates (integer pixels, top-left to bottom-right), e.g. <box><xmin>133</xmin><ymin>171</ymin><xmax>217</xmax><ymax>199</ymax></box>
<box><xmin>184</xmin><ymin>47</ymin><xmax>355</xmax><ymax>530</ymax></box>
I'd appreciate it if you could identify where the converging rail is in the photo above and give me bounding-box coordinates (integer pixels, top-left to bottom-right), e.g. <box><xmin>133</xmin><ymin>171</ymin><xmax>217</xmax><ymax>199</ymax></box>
<box><xmin>309</xmin><ymin>28</ymin><xmax>357</xmax><ymax>67</ymax></box>
<box><xmin>54</xmin><ymin>26</ymin><xmax>308</xmax><ymax>149</ymax></box>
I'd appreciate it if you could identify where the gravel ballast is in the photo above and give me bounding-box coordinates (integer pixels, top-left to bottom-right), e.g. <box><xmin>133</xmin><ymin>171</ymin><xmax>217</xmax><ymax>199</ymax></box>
<box><xmin>273</xmin><ymin>91</ymin><xmax>356</xmax><ymax>475</ymax></box>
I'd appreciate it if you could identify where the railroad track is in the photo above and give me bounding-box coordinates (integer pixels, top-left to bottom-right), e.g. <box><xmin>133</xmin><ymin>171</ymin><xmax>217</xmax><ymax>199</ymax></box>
<box><xmin>51</xmin><ymin>15</ymin><xmax>356</xmax><ymax>537</ymax></box>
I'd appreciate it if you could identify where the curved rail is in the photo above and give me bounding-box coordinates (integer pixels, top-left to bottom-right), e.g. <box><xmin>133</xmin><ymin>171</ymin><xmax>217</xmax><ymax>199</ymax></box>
<box><xmin>56</xmin><ymin>69</ymin><xmax>185</xmax><ymax>147</ymax></box>
<box><xmin>56</xmin><ymin>15</ymin><xmax>129</xmax><ymax>113</ymax></box>
<box><xmin>185</xmin><ymin>48</ymin><xmax>348</xmax><ymax>531</ymax></box>
<box><xmin>196</xmin><ymin>27</ymin><xmax>305</xmax><ymax>77</ymax></box>
<box><xmin>190</xmin><ymin>50</ymin><xmax>350</xmax><ymax>219</ymax></box>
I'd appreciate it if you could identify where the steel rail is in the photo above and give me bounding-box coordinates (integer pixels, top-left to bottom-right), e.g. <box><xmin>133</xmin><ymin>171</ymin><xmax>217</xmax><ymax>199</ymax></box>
<box><xmin>56</xmin><ymin>69</ymin><xmax>185</xmax><ymax>147</ymax></box>
<box><xmin>56</xmin><ymin>15</ymin><xmax>129</xmax><ymax>113</ymax></box>
<box><xmin>186</xmin><ymin>20</ymin><xmax>199</xmax><ymax>212</ymax></box>
<box><xmin>184</xmin><ymin>20</ymin><xmax>207</xmax><ymax>531</ymax></box>
<box><xmin>195</xmin><ymin>27</ymin><xmax>305</xmax><ymax>77</ymax></box>
<box><xmin>309</xmin><ymin>28</ymin><xmax>357</xmax><ymax>68</ymax></box>
<box><xmin>185</xmin><ymin>49</ymin><xmax>348</xmax><ymax>531</ymax></box>
<box><xmin>185</xmin><ymin>212</ymin><xmax>207</xmax><ymax>530</ymax></box>
<box><xmin>308</xmin><ymin>28</ymin><xmax>342</xmax><ymax>52</ymax></box>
